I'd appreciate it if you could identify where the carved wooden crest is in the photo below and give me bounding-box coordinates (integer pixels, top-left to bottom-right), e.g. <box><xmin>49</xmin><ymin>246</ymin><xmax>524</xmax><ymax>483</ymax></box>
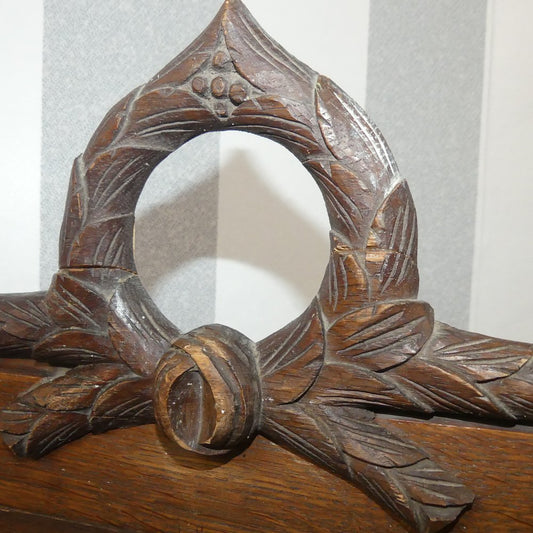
<box><xmin>0</xmin><ymin>2</ymin><xmax>531</xmax><ymax>532</ymax></box>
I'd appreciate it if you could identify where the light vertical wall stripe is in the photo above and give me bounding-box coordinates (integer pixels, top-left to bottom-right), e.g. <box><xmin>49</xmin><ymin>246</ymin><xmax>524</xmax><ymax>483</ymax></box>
<box><xmin>41</xmin><ymin>0</ymin><xmax>220</xmax><ymax>332</ymax></box>
<box><xmin>215</xmin><ymin>0</ymin><xmax>370</xmax><ymax>341</ymax></box>
<box><xmin>0</xmin><ymin>1</ymin><xmax>43</xmax><ymax>293</ymax></box>
<box><xmin>2</xmin><ymin>2</ymin><xmax>529</xmax><ymax>344</ymax></box>
<box><xmin>366</xmin><ymin>0</ymin><xmax>488</xmax><ymax>329</ymax></box>
<box><xmin>470</xmin><ymin>0</ymin><xmax>533</xmax><ymax>343</ymax></box>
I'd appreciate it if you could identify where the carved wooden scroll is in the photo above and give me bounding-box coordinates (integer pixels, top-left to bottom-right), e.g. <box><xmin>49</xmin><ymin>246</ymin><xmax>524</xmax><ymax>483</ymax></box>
<box><xmin>0</xmin><ymin>1</ymin><xmax>531</xmax><ymax>532</ymax></box>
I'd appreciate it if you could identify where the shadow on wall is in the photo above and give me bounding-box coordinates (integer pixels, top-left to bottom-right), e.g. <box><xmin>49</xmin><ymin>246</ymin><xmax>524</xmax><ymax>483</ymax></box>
<box><xmin>134</xmin><ymin>147</ymin><xmax>330</xmax><ymax>338</ymax></box>
<box><xmin>217</xmin><ymin>149</ymin><xmax>329</xmax><ymax>301</ymax></box>
<box><xmin>135</xmin><ymin>174</ymin><xmax>218</xmax><ymax>297</ymax></box>
<box><xmin>134</xmin><ymin>166</ymin><xmax>218</xmax><ymax>333</ymax></box>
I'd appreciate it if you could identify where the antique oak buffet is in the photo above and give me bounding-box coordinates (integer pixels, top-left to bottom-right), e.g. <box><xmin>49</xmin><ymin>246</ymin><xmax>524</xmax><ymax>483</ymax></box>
<box><xmin>0</xmin><ymin>2</ymin><xmax>531</xmax><ymax>532</ymax></box>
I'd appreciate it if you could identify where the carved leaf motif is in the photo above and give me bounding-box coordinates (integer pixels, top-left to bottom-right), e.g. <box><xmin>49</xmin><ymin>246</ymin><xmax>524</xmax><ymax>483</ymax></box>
<box><xmin>306</xmin><ymin>160</ymin><xmax>379</xmax><ymax>249</ymax></box>
<box><xmin>59</xmin><ymin>156</ymin><xmax>88</xmax><ymax>267</ymax></box>
<box><xmin>394</xmin><ymin>458</ymin><xmax>474</xmax><ymax>507</ymax></box>
<box><xmin>390</xmin><ymin>358</ymin><xmax>506</xmax><ymax>419</ymax></box>
<box><xmin>231</xmin><ymin>96</ymin><xmax>321</xmax><ymax>157</ymax></box>
<box><xmin>17</xmin><ymin>412</ymin><xmax>90</xmax><ymax>459</ymax></box>
<box><xmin>68</xmin><ymin>214</ymin><xmax>136</xmax><ymax>270</ymax></box>
<box><xmin>0</xmin><ymin>293</ymin><xmax>52</xmax><ymax>340</ymax></box>
<box><xmin>87</xmin><ymin>152</ymin><xmax>155</xmax><ymax>216</ymax></box>
<box><xmin>123</xmin><ymin>89</ymin><xmax>218</xmax><ymax>153</ymax></box>
<box><xmin>0</xmin><ymin>365</ymin><xmax>120</xmax><ymax>456</ymax></box>
<box><xmin>222</xmin><ymin>0</ymin><xmax>315</xmax><ymax>102</ymax></box>
<box><xmin>0</xmin><ymin>364</ymin><xmax>152</xmax><ymax>458</ymax></box>
<box><xmin>46</xmin><ymin>272</ymin><xmax>109</xmax><ymax>330</ymax></box>
<box><xmin>0</xmin><ymin>401</ymin><xmax>39</xmax><ymax>440</ymax></box>
<box><xmin>33</xmin><ymin>330</ymin><xmax>118</xmax><ymax>367</ymax></box>
<box><xmin>90</xmin><ymin>376</ymin><xmax>154</xmax><ymax>433</ymax></box>
<box><xmin>313</xmin><ymin>321</ymin><xmax>532</xmax><ymax>421</ymax></box>
<box><xmin>322</xmin><ymin>405</ymin><xmax>425</xmax><ymax>467</ymax></box>
<box><xmin>263</xmin><ymin>403</ymin><xmax>353</xmax><ymax>475</ymax></box>
<box><xmin>317</xmin><ymin>234</ymin><xmax>369</xmax><ymax>320</ymax></box>
<box><xmin>29</xmin><ymin>364</ymin><xmax>125</xmax><ymax>411</ymax></box>
<box><xmin>356</xmin><ymin>461</ymin><xmax>473</xmax><ymax>533</ymax></box>
<box><xmin>61</xmin><ymin>44</ymin><xmax>218</xmax><ymax>270</ymax></box>
<box><xmin>62</xmin><ymin>136</ymin><xmax>156</xmax><ymax>269</ymax></box>
<box><xmin>263</xmin><ymin>403</ymin><xmax>473</xmax><ymax>533</ymax></box>
<box><xmin>430</xmin><ymin>323</ymin><xmax>532</xmax><ymax>383</ymax></box>
<box><xmin>307</xmin><ymin>362</ymin><xmax>422</xmax><ymax>413</ymax></box>
<box><xmin>328</xmin><ymin>301</ymin><xmax>434</xmax><ymax>372</ymax></box>
<box><xmin>258</xmin><ymin>300</ymin><xmax>324</xmax><ymax>404</ymax></box>
<box><xmin>108</xmin><ymin>276</ymin><xmax>180</xmax><ymax>376</ymax></box>
<box><xmin>366</xmin><ymin>249</ymin><xmax>419</xmax><ymax>303</ymax></box>
<box><xmin>59</xmin><ymin>267</ymin><xmax>134</xmax><ymax>299</ymax></box>
<box><xmin>83</xmin><ymin>93</ymin><xmax>135</xmax><ymax>161</ymax></box>
<box><xmin>316</xmin><ymin>75</ymin><xmax>398</xmax><ymax>183</ymax></box>
<box><xmin>368</xmin><ymin>182</ymin><xmax>417</xmax><ymax>255</ymax></box>
<box><xmin>64</xmin><ymin>95</ymin><xmax>218</xmax><ymax>271</ymax></box>
<box><xmin>366</xmin><ymin>181</ymin><xmax>419</xmax><ymax>300</ymax></box>
<box><xmin>0</xmin><ymin>293</ymin><xmax>52</xmax><ymax>356</ymax></box>
<box><xmin>483</xmin><ymin>371</ymin><xmax>533</xmax><ymax>420</ymax></box>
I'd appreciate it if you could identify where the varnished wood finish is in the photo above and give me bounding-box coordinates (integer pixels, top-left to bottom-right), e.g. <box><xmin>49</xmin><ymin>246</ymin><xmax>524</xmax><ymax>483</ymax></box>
<box><xmin>154</xmin><ymin>325</ymin><xmax>261</xmax><ymax>455</ymax></box>
<box><xmin>0</xmin><ymin>360</ymin><xmax>531</xmax><ymax>532</ymax></box>
<box><xmin>0</xmin><ymin>1</ymin><xmax>531</xmax><ymax>531</ymax></box>
<box><xmin>0</xmin><ymin>508</ymin><xmax>115</xmax><ymax>533</ymax></box>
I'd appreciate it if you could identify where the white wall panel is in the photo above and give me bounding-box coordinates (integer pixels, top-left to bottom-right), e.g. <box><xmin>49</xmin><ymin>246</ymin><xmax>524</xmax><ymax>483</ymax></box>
<box><xmin>470</xmin><ymin>0</ymin><xmax>533</xmax><ymax>342</ymax></box>
<box><xmin>0</xmin><ymin>1</ymin><xmax>43</xmax><ymax>293</ymax></box>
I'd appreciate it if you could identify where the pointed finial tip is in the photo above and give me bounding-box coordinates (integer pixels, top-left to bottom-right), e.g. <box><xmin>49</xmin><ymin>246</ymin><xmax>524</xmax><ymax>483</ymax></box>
<box><xmin>224</xmin><ymin>0</ymin><xmax>244</xmax><ymax>7</ymax></box>
<box><xmin>223</xmin><ymin>0</ymin><xmax>248</xmax><ymax>12</ymax></box>
<box><xmin>219</xmin><ymin>0</ymin><xmax>251</xmax><ymax>21</ymax></box>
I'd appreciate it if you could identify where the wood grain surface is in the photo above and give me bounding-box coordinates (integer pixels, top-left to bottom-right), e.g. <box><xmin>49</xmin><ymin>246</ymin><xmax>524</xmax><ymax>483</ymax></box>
<box><xmin>1</xmin><ymin>359</ymin><xmax>531</xmax><ymax>533</ymax></box>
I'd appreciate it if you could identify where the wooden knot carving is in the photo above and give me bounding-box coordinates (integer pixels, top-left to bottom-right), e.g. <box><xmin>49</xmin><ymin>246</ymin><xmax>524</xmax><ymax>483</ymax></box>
<box><xmin>154</xmin><ymin>326</ymin><xmax>261</xmax><ymax>455</ymax></box>
<box><xmin>0</xmin><ymin>1</ymin><xmax>531</xmax><ymax>532</ymax></box>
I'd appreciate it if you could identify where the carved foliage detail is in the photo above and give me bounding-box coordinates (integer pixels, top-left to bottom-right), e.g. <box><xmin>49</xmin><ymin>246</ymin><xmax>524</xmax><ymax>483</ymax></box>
<box><xmin>0</xmin><ymin>3</ymin><xmax>531</xmax><ymax>533</ymax></box>
<box><xmin>0</xmin><ymin>364</ymin><xmax>153</xmax><ymax>458</ymax></box>
<box><xmin>0</xmin><ymin>268</ymin><xmax>179</xmax><ymax>458</ymax></box>
<box><xmin>327</xmin><ymin>301</ymin><xmax>434</xmax><ymax>372</ymax></box>
<box><xmin>0</xmin><ymin>293</ymin><xmax>52</xmax><ymax>356</ymax></box>
<box><xmin>258</xmin><ymin>299</ymin><xmax>324</xmax><ymax>405</ymax></box>
<box><xmin>263</xmin><ymin>403</ymin><xmax>474</xmax><ymax>533</ymax></box>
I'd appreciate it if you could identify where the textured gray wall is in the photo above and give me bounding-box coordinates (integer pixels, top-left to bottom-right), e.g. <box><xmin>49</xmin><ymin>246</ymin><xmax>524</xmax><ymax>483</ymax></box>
<box><xmin>41</xmin><ymin>0</ymin><xmax>220</xmax><ymax>331</ymax></box>
<box><xmin>366</xmin><ymin>0</ymin><xmax>487</xmax><ymax>328</ymax></box>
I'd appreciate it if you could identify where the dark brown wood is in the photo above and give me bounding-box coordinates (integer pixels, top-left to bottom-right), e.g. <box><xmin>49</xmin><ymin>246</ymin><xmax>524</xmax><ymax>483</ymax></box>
<box><xmin>154</xmin><ymin>325</ymin><xmax>261</xmax><ymax>455</ymax></box>
<box><xmin>0</xmin><ymin>360</ymin><xmax>531</xmax><ymax>533</ymax></box>
<box><xmin>0</xmin><ymin>507</ymin><xmax>116</xmax><ymax>533</ymax></box>
<box><xmin>0</xmin><ymin>1</ymin><xmax>531</xmax><ymax>532</ymax></box>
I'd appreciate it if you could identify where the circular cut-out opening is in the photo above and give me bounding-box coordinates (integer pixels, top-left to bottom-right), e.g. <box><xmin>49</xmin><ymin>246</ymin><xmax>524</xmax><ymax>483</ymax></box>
<box><xmin>135</xmin><ymin>131</ymin><xmax>330</xmax><ymax>341</ymax></box>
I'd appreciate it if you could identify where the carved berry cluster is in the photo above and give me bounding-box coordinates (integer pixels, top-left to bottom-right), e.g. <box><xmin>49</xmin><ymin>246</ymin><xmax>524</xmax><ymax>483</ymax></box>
<box><xmin>190</xmin><ymin>48</ymin><xmax>254</xmax><ymax>117</ymax></box>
